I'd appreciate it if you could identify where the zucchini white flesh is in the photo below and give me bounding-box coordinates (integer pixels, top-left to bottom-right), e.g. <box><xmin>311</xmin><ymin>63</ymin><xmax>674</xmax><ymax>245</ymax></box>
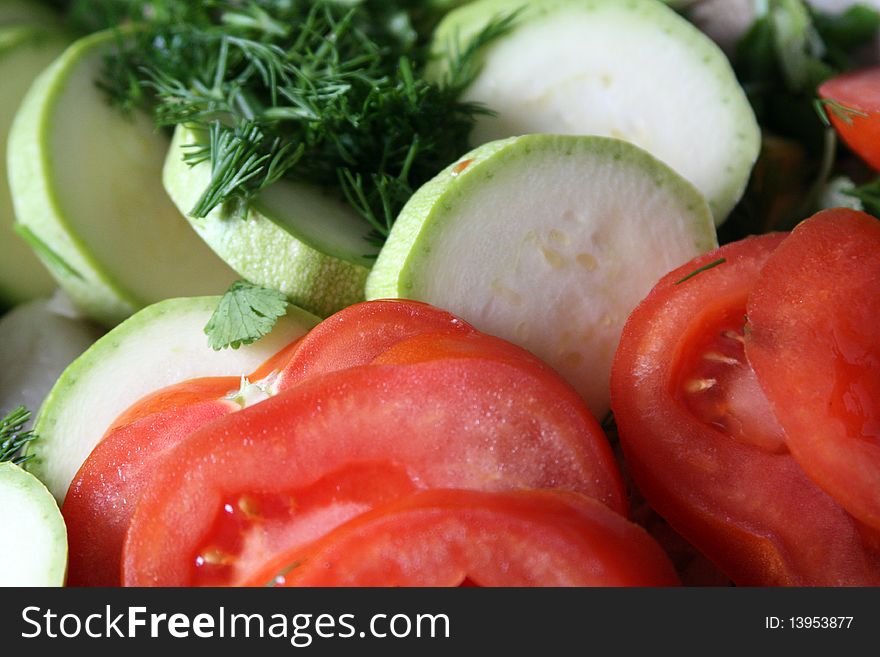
<box><xmin>0</xmin><ymin>27</ymin><xmax>69</xmax><ymax>306</ymax></box>
<box><xmin>164</xmin><ymin>125</ymin><xmax>375</xmax><ymax>318</ymax></box>
<box><xmin>431</xmin><ymin>0</ymin><xmax>760</xmax><ymax>224</ymax></box>
<box><xmin>30</xmin><ymin>296</ymin><xmax>320</xmax><ymax>502</ymax></box>
<box><xmin>0</xmin><ymin>292</ymin><xmax>103</xmax><ymax>417</ymax></box>
<box><xmin>8</xmin><ymin>31</ymin><xmax>238</xmax><ymax>326</ymax></box>
<box><xmin>0</xmin><ymin>461</ymin><xmax>67</xmax><ymax>586</ymax></box>
<box><xmin>367</xmin><ymin>135</ymin><xmax>717</xmax><ymax>418</ymax></box>
<box><xmin>0</xmin><ymin>0</ymin><xmax>59</xmax><ymax>27</ymax></box>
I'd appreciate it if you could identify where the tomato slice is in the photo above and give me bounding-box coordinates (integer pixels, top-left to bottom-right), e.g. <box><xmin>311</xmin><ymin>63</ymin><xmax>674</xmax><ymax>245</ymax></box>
<box><xmin>190</xmin><ymin>461</ymin><xmax>418</xmax><ymax>586</ymax></box>
<box><xmin>372</xmin><ymin>330</ymin><xmax>545</xmax><ymax>367</ymax></box>
<box><xmin>247</xmin><ymin>489</ymin><xmax>679</xmax><ymax>587</ymax></box>
<box><xmin>122</xmin><ymin>358</ymin><xmax>626</xmax><ymax>586</ymax></box>
<box><xmin>819</xmin><ymin>67</ymin><xmax>880</xmax><ymax>171</ymax></box>
<box><xmin>746</xmin><ymin>209</ymin><xmax>880</xmax><ymax>531</ymax></box>
<box><xmin>64</xmin><ymin>341</ymin><xmax>305</xmax><ymax>586</ymax></box>
<box><xmin>104</xmin><ymin>377</ymin><xmax>239</xmax><ymax>434</ymax></box>
<box><xmin>63</xmin><ymin>393</ymin><xmax>238</xmax><ymax>586</ymax></box>
<box><xmin>611</xmin><ymin>232</ymin><xmax>880</xmax><ymax>585</ymax></box>
<box><xmin>276</xmin><ymin>299</ymin><xmax>475</xmax><ymax>388</ymax></box>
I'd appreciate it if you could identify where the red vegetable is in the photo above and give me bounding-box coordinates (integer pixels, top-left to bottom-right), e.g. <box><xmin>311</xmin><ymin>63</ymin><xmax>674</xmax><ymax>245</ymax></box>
<box><xmin>248</xmin><ymin>489</ymin><xmax>679</xmax><ymax>588</ymax></box>
<box><xmin>819</xmin><ymin>67</ymin><xmax>880</xmax><ymax>171</ymax></box>
<box><xmin>121</xmin><ymin>357</ymin><xmax>625</xmax><ymax>586</ymax></box>
<box><xmin>611</xmin><ymin>230</ymin><xmax>880</xmax><ymax>585</ymax></box>
<box><xmin>746</xmin><ymin>208</ymin><xmax>880</xmax><ymax>533</ymax></box>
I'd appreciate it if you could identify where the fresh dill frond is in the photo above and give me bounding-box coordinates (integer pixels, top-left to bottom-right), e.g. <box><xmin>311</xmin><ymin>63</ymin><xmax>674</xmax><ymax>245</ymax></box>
<box><xmin>0</xmin><ymin>407</ymin><xmax>39</xmax><ymax>466</ymax></box>
<box><xmin>69</xmin><ymin>0</ymin><xmax>516</xmax><ymax>242</ymax></box>
<box><xmin>675</xmin><ymin>258</ymin><xmax>728</xmax><ymax>286</ymax></box>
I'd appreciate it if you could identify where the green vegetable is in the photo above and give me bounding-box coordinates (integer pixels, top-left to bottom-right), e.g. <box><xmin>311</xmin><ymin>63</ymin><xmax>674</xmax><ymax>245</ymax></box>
<box><xmin>0</xmin><ymin>406</ymin><xmax>38</xmax><ymax>465</ymax></box>
<box><xmin>164</xmin><ymin>124</ymin><xmax>373</xmax><ymax>321</ymax></box>
<box><xmin>32</xmin><ymin>295</ymin><xmax>319</xmax><ymax>502</ymax></box>
<box><xmin>367</xmin><ymin>134</ymin><xmax>716</xmax><ymax>418</ymax></box>
<box><xmin>205</xmin><ymin>280</ymin><xmax>289</xmax><ymax>350</ymax></box>
<box><xmin>723</xmin><ymin>0</ymin><xmax>880</xmax><ymax>241</ymax></box>
<box><xmin>429</xmin><ymin>0</ymin><xmax>760</xmax><ymax>225</ymax></box>
<box><xmin>63</xmin><ymin>0</ymin><xmax>514</xmax><ymax>245</ymax></box>
<box><xmin>0</xmin><ymin>26</ymin><xmax>70</xmax><ymax>307</ymax></box>
<box><xmin>0</xmin><ymin>460</ymin><xmax>67</xmax><ymax>587</ymax></box>
<box><xmin>844</xmin><ymin>177</ymin><xmax>880</xmax><ymax>216</ymax></box>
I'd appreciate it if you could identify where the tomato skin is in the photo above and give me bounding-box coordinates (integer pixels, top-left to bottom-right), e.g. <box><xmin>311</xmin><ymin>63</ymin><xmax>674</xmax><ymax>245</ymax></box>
<box><xmin>104</xmin><ymin>377</ymin><xmax>239</xmax><ymax>434</ymax></box>
<box><xmin>372</xmin><ymin>330</ymin><xmax>546</xmax><ymax>367</ymax></box>
<box><xmin>746</xmin><ymin>209</ymin><xmax>880</xmax><ymax>531</ymax></box>
<box><xmin>248</xmin><ymin>489</ymin><xmax>679</xmax><ymax>588</ymax></box>
<box><xmin>276</xmin><ymin>299</ymin><xmax>475</xmax><ymax>388</ymax></box>
<box><xmin>819</xmin><ymin>67</ymin><xmax>880</xmax><ymax>171</ymax></box>
<box><xmin>63</xmin><ymin>397</ymin><xmax>237</xmax><ymax>586</ymax></box>
<box><xmin>611</xmin><ymin>233</ymin><xmax>880</xmax><ymax>585</ymax></box>
<box><xmin>122</xmin><ymin>359</ymin><xmax>626</xmax><ymax>586</ymax></box>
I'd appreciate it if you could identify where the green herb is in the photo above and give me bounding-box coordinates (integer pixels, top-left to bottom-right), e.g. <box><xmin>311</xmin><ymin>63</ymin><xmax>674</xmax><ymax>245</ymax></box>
<box><xmin>65</xmin><ymin>0</ymin><xmax>516</xmax><ymax>245</ymax></box>
<box><xmin>675</xmin><ymin>258</ymin><xmax>727</xmax><ymax>286</ymax></box>
<box><xmin>725</xmin><ymin>0</ymin><xmax>880</xmax><ymax>242</ymax></box>
<box><xmin>814</xmin><ymin>97</ymin><xmax>868</xmax><ymax>127</ymax></box>
<box><xmin>845</xmin><ymin>177</ymin><xmax>880</xmax><ymax>217</ymax></box>
<box><xmin>0</xmin><ymin>407</ymin><xmax>38</xmax><ymax>466</ymax></box>
<box><xmin>204</xmin><ymin>280</ymin><xmax>289</xmax><ymax>351</ymax></box>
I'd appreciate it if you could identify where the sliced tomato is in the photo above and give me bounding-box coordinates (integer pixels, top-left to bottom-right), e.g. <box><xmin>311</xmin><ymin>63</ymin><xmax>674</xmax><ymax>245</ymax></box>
<box><xmin>63</xmin><ymin>394</ymin><xmax>238</xmax><ymax>586</ymax></box>
<box><xmin>104</xmin><ymin>377</ymin><xmax>239</xmax><ymax>434</ymax></box>
<box><xmin>611</xmin><ymin>232</ymin><xmax>880</xmax><ymax>585</ymax></box>
<box><xmin>63</xmin><ymin>342</ymin><xmax>304</xmax><ymax>586</ymax></box>
<box><xmin>190</xmin><ymin>461</ymin><xmax>419</xmax><ymax>586</ymax></box>
<box><xmin>276</xmin><ymin>299</ymin><xmax>475</xmax><ymax>388</ymax></box>
<box><xmin>372</xmin><ymin>330</ymin><xmax>544</xmax><ymax>367</ymax></box>
<box><xmin>746</xmin><ymin>209</ymin><xmax>880</xmax><ymax>531</ymax></box>
<box><xmin>247</xmin><ymin>489</ymin><xmax>679</xmax><ymax>587</ymax></box>
<box><xmin>122</xmin><ymin>358</ymin><xmax>626</xmax><ymax>586</ymax></box>
<box><xmin>819</xmin><ymin>67</ymin><xmax>880</xmax><ymax>171</ymax></box>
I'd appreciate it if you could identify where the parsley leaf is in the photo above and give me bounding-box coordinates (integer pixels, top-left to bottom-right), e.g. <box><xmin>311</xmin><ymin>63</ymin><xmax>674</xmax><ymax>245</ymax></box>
<box><xmin>204</xmin><ymin>281</ymin><xmax>289</xmax><ymax>351</ymax></box>
<box><xmin>0</xmin><ymin>407</ymin><xmax>38</xmax><ymax>466</ymax></box>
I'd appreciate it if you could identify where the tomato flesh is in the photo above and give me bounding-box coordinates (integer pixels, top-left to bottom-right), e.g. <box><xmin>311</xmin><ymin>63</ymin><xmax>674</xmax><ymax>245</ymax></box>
<box><xmin>192</xmin><ymin>462</ymin><xmax>418</xmax><ymax>586</ymax></box>
<box><xmin>612</xmin><ymin>232</ymin><xmax>880</xmax><ymax>585</ymax></box>
<box><xmin>819</xmin><ymin>67</ymin><xmax>880</xmax><ymax>171</ymax></box>
<box><xmin>247</xmin><ymin>489</ymin><xmax>679</xmax><ymax>588</ymax></box>
<box><xmin>674</xmin><ymin>298</ymin><xmax>786</xmax><ymax>453</ymax></box>
<box><xmin>63</xmin><ymin>395</ymin><xmax>238</xmax><ymax>586</ymax></box>
<box><xmin>122</xmin><ymin>359</ymin><xmax>626</xmax><ymax>586</ymax></box>
<box><xmin>746</xmin><ymin>209</ymin><xmax>880</xmax><ymax>531</ymax></box>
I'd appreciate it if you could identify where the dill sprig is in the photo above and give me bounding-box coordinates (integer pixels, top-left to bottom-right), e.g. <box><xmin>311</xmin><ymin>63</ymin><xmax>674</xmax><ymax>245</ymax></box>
<box><xmin>67</xmin><ymin>0</ymin><xmax>516</xmax><ymax>244</ymax></box>
<box><xmin>0</xmin><ymin>407</ymin><xmax>39</xmax><ymax>466</ymax></box>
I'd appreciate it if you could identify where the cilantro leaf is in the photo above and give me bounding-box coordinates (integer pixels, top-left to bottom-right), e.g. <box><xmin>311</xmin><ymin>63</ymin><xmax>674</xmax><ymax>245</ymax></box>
<box><xmin>0</xmin><ymin>406</ymin><xmax>38</xmax><ymax>466</ymax></box>
<box><xmin>204</xmin><ymin>281</ymin><xmax>289</xmax><ymax>351</ymax></box>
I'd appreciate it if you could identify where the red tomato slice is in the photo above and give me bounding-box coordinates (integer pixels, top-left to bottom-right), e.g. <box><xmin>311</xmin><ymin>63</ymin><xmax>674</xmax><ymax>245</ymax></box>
<box><xmin>746</xmin><ymin>209</ymin><xmax>880</xmax><ymax>531</ymax></box>
<box><xmin>611</xmin><ymin>232</ymin><xmax>880</xmax><ymax>585</ymax></box>
<box><xmin>819</xmin><ymin>67</ymin><xmax>880</xmax><ymax>171</ymax></box>
<box><xmin>247</xmin><ymin>489</ymin><xmax>679</xmax><ymax>587</ymax></box>
<box><xmin>104</xmin><ymin>377</ymin><xmax>239</xmax><ymax>434</ymax></box>
<box><xmin>191</xmin><ymin>461</ymin><xmax>418</xmax><ymax>586</ymax></box>
<box><xmin>62</xmin><ymin>334</ymin><xmax>312</xmax><ymax>587</ymax></box>
<box><xmin>122</xmin><ymin>358</ymin><xmax>627</xmax><ymax>586</ymax></box>
<box><xmin>276</xmin><ymin>299</ymin><xmax>475</xmax><ymax>388</ymax></box>
<box><xmin>63</xmin><ymin>394</ymin><xmax>238</xmax><ymax>586</ymax></box>
<box><xmin>372</xmin><ymin>330</ymin><xmax>545</xmax><ymax>367</ymax></box>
